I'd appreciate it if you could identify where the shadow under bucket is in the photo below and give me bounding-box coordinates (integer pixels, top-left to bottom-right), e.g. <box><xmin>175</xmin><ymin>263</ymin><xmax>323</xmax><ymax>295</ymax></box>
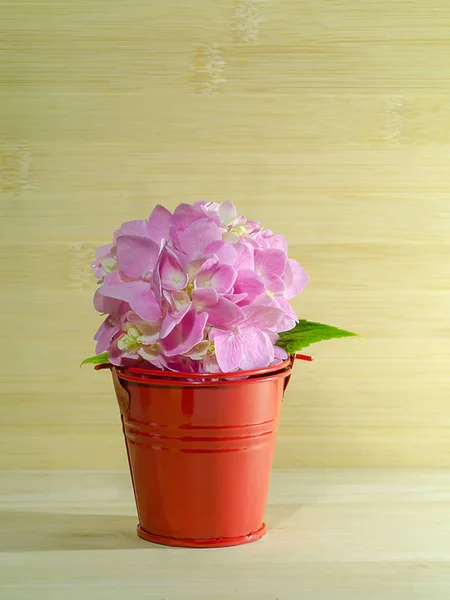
<box><xmin>108</xmin><ymin>359</ymin><xmax>293</xmax><ymax>548</ymax></box>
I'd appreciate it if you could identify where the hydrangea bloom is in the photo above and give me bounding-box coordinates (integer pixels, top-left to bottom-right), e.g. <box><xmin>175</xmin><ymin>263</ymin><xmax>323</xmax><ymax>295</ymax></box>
<box><xmin>91</xmin><ymin>201</ymin><xmax>309</xmax><ymax>373</ymax></box>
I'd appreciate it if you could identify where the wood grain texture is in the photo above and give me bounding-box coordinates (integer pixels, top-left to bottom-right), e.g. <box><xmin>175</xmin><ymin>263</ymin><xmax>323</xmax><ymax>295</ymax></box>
<box><xmin>1</xmin><ymin>470</ymin><xmax>450</xmax><ymax>599</ymax></box>
<box><xmin>1</xmin><ymin>0</ymin><xmax>450</xmax><ymax>468</ymax></box>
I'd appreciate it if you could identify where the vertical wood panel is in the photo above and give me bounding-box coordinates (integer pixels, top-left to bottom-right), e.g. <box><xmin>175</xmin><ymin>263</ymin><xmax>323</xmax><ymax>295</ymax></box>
<box><xmin>1</xmin><ymin>0</ymin><xmax>450</xmax><ymax>468</ymax></box>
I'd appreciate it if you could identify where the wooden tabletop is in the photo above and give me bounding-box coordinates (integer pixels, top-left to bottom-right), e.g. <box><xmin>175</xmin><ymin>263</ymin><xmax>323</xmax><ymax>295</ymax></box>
<box><xmin>1</xmin><ymin>470</ymin><xmax>449</xmax><ymax>599</ymax></box>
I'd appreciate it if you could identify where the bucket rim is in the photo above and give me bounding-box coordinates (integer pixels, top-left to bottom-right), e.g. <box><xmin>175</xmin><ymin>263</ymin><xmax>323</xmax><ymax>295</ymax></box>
<box><xmin>115</xmin><ymin>357</ymin><xmax>292</xmax><ymax>383</ymax></box>
<box><xmin>116</xmin><ymin>364</ymin><xmax>292</xmax><ymax>387</ymax></box>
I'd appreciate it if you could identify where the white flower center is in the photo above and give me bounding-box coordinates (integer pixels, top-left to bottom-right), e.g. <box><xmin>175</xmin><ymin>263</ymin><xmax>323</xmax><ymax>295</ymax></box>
<box><xmin>117</xmin><ymin>326</ymin><xmax>141</xmax><ymax>352</ymax></box>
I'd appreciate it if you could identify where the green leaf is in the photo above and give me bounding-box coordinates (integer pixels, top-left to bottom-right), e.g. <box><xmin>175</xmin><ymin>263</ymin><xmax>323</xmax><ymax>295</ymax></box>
<box><xmin>277</xmin><ymin>320</ymin><xmax>359</xmax><ymax>354</ymax></box>
<box><xmin>80</xmin><ymin>352</ymin><xmax>110</xmax><ymax>367</ymax></box>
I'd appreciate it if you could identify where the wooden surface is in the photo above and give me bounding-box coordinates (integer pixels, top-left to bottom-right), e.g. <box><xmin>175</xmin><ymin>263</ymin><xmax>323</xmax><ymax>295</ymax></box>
<box><xmin>1</xmin><ymin>1</ymin><xmax>450</xmax><ymax>468</ymax></box>
<box><xmin>1</xmin><ymin>469</ymin><xmax>450</xmax><ymax>599</ymax></box>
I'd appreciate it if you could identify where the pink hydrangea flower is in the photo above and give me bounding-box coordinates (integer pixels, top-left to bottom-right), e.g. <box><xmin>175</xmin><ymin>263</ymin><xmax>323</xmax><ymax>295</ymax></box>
<box><xmin>91</xmin><ymin>202</ymin><xmax>308</xmax><ymax>373</ymax></box>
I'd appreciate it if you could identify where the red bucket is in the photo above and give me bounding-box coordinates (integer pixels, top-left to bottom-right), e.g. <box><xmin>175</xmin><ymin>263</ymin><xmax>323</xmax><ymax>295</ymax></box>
<box><xmin>109</xmin><ymin>359</ymin><xmax>293</xmax><ymax>548</ymax></box>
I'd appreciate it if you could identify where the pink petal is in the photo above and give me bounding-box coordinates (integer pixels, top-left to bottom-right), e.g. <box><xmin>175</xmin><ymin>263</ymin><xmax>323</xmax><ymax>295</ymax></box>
<box><xmin>194</xmin><ymin>259</ymin><xmax>219</xmax><ymax>289</ymax></box>
<box><xmin>128</xmin><ymin>288</ymin><xmax>162</xmax><ymax>322</ymax></box>
<box><xmin>238</xmin><ymin>327</ymin><xmax>274</xmax><ymax>371</ymax></box>
<box><xmin>100</xmin><ymin>281</ymin><xmax>161</xmax><ymax>322</ymax></box>
<box><xmin>196</xmin><ymin>262</ymin><xmax>237</xmax><ymax>294</ymax></box>
<box><xmin>192</xmin><ymin>288</ymin><xmax>244</xmax><ymax>327</ymax></box>
<box><xmin>243</xmin><ymin>236</ymin><xmax>260</xmax><ymax>249</ymax></box>
<box><xmin>245</xmin><ymin>220</ymin><xmax>261</xmax><ymax>234</ymax></box>
<box><xmin>113</xmin><ymin>220</ymin><xmax>148</xmax><ymax>243</ymax></box>
<box><xmin>257</xmin><ymin>295</ymin><xmax>297</xmax><ymax>332</ymax></box>
<box><xmin>146</xmin><ymin>204</ymin><xmax>172</xmax><ymax>243</ymax></box>
<box><xmin>183</xmin><ymin>340</ymin><xmax>211</xmax><ymax>360</ymax></box>
<box><xmin>204</xmin><ymin>240</ymin><xmax>238</xmax><ymax>265</ymax></box>
<box><xmin>96</xmin><ymin>244</ymin><xmax>112</xmax><ymax>260</ymax></box>
<box><xmin>210</xmin><ymin>265</ymin><xmax>237</xmax><ymax>293</ymax></box>
<box><xmin>186</xmin><ymin>258</ymin><xmax>207</xmax><ymax>282</ymax></box>
<box><xmin>161</xmin><ymin>309</ymin><xmax>208</xmax><ymax>356</ymax></box>
<box><xmin>169</xmin><ymin>245</ymin><xmax>189</xmax><ymax>269</ymax></box>
<box><xmin>252</xmin><ymin>293</ymin><xmax>277</xmax><ymax>307</ymax></box>
<box><xmin>252</xmin><ymin>232</ymin><xmax>287</xmax><ymax>252</ymax></box>
<box><xmin>273</xmin><ymin>346</ymin><xmax>288</xmax><ymax>363</ymax></box>
<box><xmin>194</xmin><ymin>257</ymin><xmax>217</xmax><ymax>278</ymax></box>
<box><xmin>93</xmin><ymin>289</ymin><xmax>123</xmax><ymax>315</ymax></box>
<box><xmin>277</xmin><ymin>314</ymin><xmax>296</xmax><ymax>333</ymax></box>
<box><xmin>250</xmin><ymin>229</ymin><xmax>275</xmax><ymax>249</ymax></box>
<box><xmin>224</xmin><ymin>292</ymin><xmax>248</xmax><ymax>304</ymax></box>
<box><xmin>241</xmin><ymin>304</ymin><xmax>285</xmax><ymax>330</ymax></box>
<box><xmin>171</xmin><ymin>203</ymin><xmax>205</xmax><ymax>231</ymax></box>
<box><xmin>99</xmin><ymin>280</ymin><xmax>147</xmax><ymax>302</ymax></box>
<box><xmin>267</xmin><ymin>234</ymin><xmax>288</xmax><ymax>253</ymax></box>
<box><xmin>255</xmin><ymin>248</ymin><xmax>287</xmax><ymax>278</ymax></box>
<box><xmin>260</xmin><ymin>228</ymin><xmax>274</xmax><ymax>238</ymax></box>
<box><xmin>160</xmin><ymin>314</ymin><xmax>181</xmax><ymax>338</ymax></box>
<box><xmin>194</xmin><ymin>200</ymin><xmax>219</xmax><ymax>210</ymax></box>
<box><xmin>159</xmin><ymin>249</ymin><xmax>188</xmax><ymax>291</ymax></box>
<box><xmin>192</xmin><ymin>287</ymin><xmax>219</xmax><ymax>307</ymax></box>
<box><xmin>203</xmin><ymin>352</ymin><xmax>221</xmax><ymax>373</ymax></box>
<box><xmin>265</xmin><ymin>329</ymin><xmax>280</xmax><ymax>344</ymax></box>
<box><xmin>92</xmin><ymin>244</ymin><xmax>114</xmax><ymax>280</ymax></box>
<box><xmin>218</xmin><ymin>201</ymin><xmax>237</xmax><ymax>226</ymax></box>
<box><xmin>284</xmin><ymin>259</ymin><xmax>309</xmax><ymax>299</ymax></box>
<box><xmin>207</xmin><ymin>298</ymin><xmax>244</xmax><ymax>328</ymax></box>
<box><xmin>233</xmin><ymin>269</ymin><xmax>265</xmax><ymax>303</ymax></box>
<box><xmin>138</xmin><ymin>343</ymin><xmax>168</xmax><ymax>370</ymax></box>
<box><xmin>115</xmin><ymin>235</ymin><xmax>160</xmax><ymax>280</ymax></box>
<box><xmin>94</xmin><ymin>316</ymin><xmax>120</xmax><ymax>354</ymax></box>
<box><xmin>214</xmin><ymin>331</ymin><xmax>243</xmax><ymax>372</ymax></box>
<box><xmin>234</xmin><ymin>215</ymin><xmax>247</xmax><ymax>226</ymax></box>
<box><xmin>151</xmin><ymin>255</ymin><xmax>163</xmax><ymax>304</ymax></box>
<box><xmin>208</xmin><ymin>327</ymin><xmax>224</xmax><ymax>341</ymax></box>
<box><xmin>170</xmin><ymin>203</ymin><xmax>220</xmax><ymax>245</ymax></box>
<box><xmin>234</xmin><ymin>242</ymin><xmax>255</xmax><ymax>271</ymax></box>
<box><xmin>165</xmin><ymin>290</ymin><xmax>192</xmax><ymax>317</ymax></box>
<box><xmin>275</xmin><ymin>296</ymin><xmax>298</xmax><ymax>332</ymax></box>
<box><xmin>264</xmin><ymin>273</ymin><xmax>286</xmax><ymax>294</ymax></box>
<box><xmin>177</xmin><ymin>218</ymin><xmax>222</xmax><ymax>258</ymax></box>
<box><xmin>160</xmin><ymin>291</ymin><xmax>192</xmax><ymax>338</ymax></box>
<box><xmin>103</xmin><ymin>270</ymin><xmax>123</xmax><ymax>285</ymax></box>
<box><xmin>198</xmin><ymin>202</ymin><xmax>221</xmax><ymax>225</ymax></box>
<box><xmin>108</xmin><ymin>339</ymin><xmax>141</xmax><ymax>367</ymax></box>
<box><xmin>276</xmin><ymin>297</ymin><xmax>298</xmax><ymax>321</ymax></box>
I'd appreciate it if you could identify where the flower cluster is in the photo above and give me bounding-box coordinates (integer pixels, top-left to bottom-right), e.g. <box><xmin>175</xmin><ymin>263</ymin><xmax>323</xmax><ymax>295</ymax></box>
<box><xmin>92</xmin><ymin>201</ymin><xmax>308</xmax><ymax>373</ymax></box>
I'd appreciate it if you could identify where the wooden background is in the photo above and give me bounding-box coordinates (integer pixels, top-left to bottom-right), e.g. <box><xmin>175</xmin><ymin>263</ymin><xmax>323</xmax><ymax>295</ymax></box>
<box><xmin>1</xmin><ymin>0</ymin><xmax>450</xmax><ymax>469</ymax></box>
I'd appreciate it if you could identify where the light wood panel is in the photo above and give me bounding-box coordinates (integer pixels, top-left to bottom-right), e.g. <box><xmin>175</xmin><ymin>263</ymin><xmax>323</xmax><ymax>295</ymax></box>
<box><xmin>1</xmin><ymin>470</ymin><xmax>450</xmax><ymax>599</ymax></box>
<box><xmin>1</xmin><ymin>0</ymin><xmax>450</xmax><ymax>468</ymax></box>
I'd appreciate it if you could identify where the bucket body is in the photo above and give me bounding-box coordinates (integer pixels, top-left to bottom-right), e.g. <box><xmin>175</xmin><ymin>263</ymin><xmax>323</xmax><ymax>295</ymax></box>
<box><xmin>112</xmin><ymin>361</ymin><xmax>291</xmax><ymax>548</ymax></box>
